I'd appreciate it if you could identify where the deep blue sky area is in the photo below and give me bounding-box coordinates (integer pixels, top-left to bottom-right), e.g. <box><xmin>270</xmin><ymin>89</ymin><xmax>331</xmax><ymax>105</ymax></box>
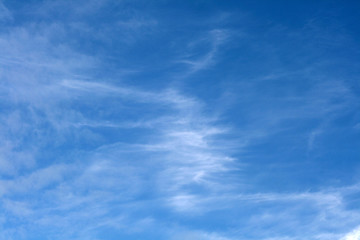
<box><xmin>0</xmin><ymin>1</ymin><xmax>359</xmax><ymax>240</ymax></box>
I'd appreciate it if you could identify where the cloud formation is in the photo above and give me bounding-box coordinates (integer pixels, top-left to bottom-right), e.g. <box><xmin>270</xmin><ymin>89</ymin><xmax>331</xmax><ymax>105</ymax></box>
<box><xmin>0</xmin><ymin>1</ymin><xmax>359</xmax><ymax>240</ymax></box>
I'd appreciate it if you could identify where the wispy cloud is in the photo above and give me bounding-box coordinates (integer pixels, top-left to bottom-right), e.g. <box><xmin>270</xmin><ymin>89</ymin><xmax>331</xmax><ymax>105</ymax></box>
<box><xmin>0</xmin><ymin>1</ymin><xmax>11</xmax><ymax>21</ymax></box>
<box><xmin>0</xmin><ymin>1</ymin><xmax>359</xmax><ymax>240</ymax></box>
<box><xmin>1</xmin><ymin>67</ymin><xmax>236</xmax><ymax>238</ymax></box>
<box><xmin>341</xmin><ymin>226</ymin><xmax>360</xmax><ymax>240</ymax></box>
<box><xmin>177</xmin><ymin>29</ymin><xmax>230</xmax><ymax>74</ymax></box>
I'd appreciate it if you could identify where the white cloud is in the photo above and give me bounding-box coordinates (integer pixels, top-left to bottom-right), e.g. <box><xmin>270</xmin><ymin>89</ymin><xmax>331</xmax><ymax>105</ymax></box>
<box><xmin>341</xmin><ymin>227</ymin><xmax>360</xmax><ymax>240</ymax></box>
<box><xmin>177</xmin><ymin>29</ymin><xmax>230</xmax><ymax>73</ymax></box>
<box><xmin>0</xmin><ymin>164</ymin><xmax>70</xmax><ymax>196</ymax></box>
<box><xmin>0</xmin><ymin>2</ymin><xmax>359</xmax><ymax>239</ymax></box>
<box><xmin>169</xmin><ymin>229</ymin><xmax>232</xmax><ymax>240</ymax></box>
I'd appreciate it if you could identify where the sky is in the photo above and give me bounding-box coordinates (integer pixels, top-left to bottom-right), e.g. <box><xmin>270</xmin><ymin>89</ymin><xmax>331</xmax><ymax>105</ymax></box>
<box><xmin>0</xmin><ymin>0</ymin><xmax>359</xmax><ymax>239</ymax></box>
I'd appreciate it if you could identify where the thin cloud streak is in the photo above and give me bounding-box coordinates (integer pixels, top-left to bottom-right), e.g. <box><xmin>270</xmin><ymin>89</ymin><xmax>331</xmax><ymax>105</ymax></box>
<box><xmin>0</xmin><ymin>1</ymin><xmax>359</xmax><ymax>239</ymax></box>
<box><xmin>177</xmin><ymin>29</ymin><xmax>230</xmax><ymax>74</ymax></box>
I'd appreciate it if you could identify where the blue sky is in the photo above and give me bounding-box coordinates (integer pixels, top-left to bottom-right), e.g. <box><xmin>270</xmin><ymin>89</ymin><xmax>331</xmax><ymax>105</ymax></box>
<box><xmin>0</xmin><ymin>0</ymin><xmax>360</xmax><ymax>239</ymax></box>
